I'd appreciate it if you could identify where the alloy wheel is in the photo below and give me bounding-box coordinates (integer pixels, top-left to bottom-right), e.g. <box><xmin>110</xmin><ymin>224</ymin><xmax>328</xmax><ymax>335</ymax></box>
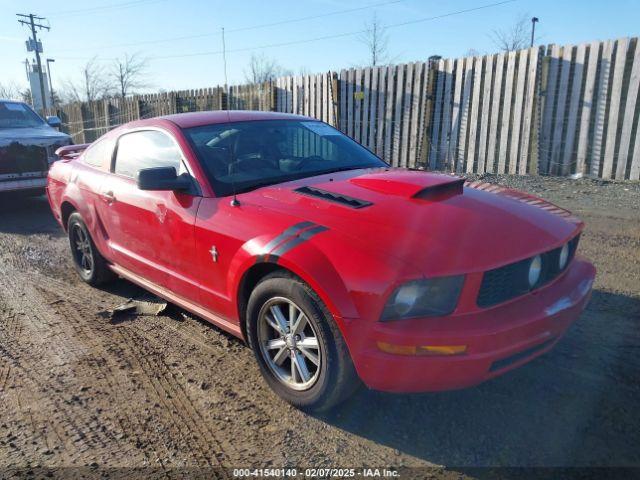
<box><xmin>257</xmin><ymin>297</ymin><xmax>322</xmax><ymax>391</ymax></box>
<box><xmin>72</xmin><ymin>224</ymin><xmax>94</xmax><ymax>275</ymax></box>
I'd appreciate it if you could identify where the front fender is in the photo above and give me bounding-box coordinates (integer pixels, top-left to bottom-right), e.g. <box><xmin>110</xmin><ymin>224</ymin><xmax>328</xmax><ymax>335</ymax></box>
<box><xmin>227</xmin><ymin>234</ymin><xmax>359</xmax><ymax>323</ymax></box>
<box><xmin>226</xmin><ymin>229</ymin><xmax>421</xmax><ymax>358</ymax></box>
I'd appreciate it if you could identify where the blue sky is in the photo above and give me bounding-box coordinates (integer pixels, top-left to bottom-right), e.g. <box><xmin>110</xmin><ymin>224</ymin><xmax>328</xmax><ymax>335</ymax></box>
<box><xmin>1</xmin><ymin>0</ymin><xmax>639</xmax><ymax>94</ymax></box>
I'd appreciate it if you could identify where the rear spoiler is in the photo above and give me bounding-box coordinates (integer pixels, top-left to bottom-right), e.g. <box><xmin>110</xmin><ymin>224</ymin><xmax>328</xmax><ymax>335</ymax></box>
<box><xmin>55</xmin><ymin>143</ymin><xmax>91</xmax><ymax>160</ymax></box>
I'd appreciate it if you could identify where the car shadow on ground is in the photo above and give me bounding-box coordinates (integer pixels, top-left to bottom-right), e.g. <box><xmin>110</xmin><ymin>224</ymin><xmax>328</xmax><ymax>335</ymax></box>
<box><xmin>0</xmin><ymin>194</ymin><xmax>64</xmax><ymax>237</ymax></box>
<box><xmin>316</xmin><ymin>289</ymin><xmax>640</xmax><ymax>468</ymax></box>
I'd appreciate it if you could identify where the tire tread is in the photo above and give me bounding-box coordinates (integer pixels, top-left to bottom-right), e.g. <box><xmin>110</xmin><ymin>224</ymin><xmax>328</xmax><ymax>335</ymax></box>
<box><xmin>246</xmin><ymin>271</ymin><xmax>360</xmax><ymax>411</ymax></box>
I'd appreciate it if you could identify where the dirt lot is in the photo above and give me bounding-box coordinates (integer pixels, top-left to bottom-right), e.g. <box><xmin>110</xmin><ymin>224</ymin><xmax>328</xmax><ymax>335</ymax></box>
<box><xmin>0</xmin><ymin>175</ymin><xmax>638</xmax><ymax>478</ymax></box>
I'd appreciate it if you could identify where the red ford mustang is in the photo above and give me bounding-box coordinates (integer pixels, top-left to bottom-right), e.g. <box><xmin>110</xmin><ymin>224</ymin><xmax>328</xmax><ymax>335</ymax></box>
<box><xmin>47</xmin><ymin>111</ymin><xmax>596</xmax><ymax>410</ymax></box>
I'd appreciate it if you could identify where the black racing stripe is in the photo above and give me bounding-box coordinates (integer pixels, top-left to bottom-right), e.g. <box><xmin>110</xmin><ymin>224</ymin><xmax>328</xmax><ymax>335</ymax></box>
<box><xmin>263</xmin><ymin>221</ymin><xmax>315</xmax><ymax>252</ymax></box>
<box><xmin>255</xmin><ymin>221</ymin><xmax>316</xmax><ymax>264</ymax></box>
<box><xmin>270</xmin><ymin>225</ymin><xmax>328</xmax><ymax>258</ymax></box>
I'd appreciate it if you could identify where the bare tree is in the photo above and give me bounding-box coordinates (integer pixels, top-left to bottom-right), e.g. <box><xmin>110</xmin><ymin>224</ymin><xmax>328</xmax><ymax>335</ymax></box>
<box><xmin>112</xmin><ymin>53</ymin><xmax>150</xmax><ymax>97</ymax></box>
<box><xmin>358</xmin><ymin>12</ymin><xmax>390</xmax><ymax>66</ymax></box>
<box><xmin>61</xmin><ymin>57</ymin><xmax>113</xmax><ymax>103</ymax></box>
<box><xmin>491</xmin><ymin>14</ymin><xmax>530</xmax><ymax>52</ymax></box>
<box><xmin>0</xmin><ymin>81</ymin><xmax>23</xmax><ymax>100</ymax></box>
<box><xmin>19</xmin><ymin>89</ymin><xmax>32</xmax><ymax>104</ymax></box>
<box><xmin>244</xmin><ymin>53</ymin><xmax>290</xmax><ymax>84</ymax></box>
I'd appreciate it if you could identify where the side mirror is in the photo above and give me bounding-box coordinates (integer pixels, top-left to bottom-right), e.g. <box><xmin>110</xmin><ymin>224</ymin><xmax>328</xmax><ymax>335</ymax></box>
<box><xmin>46</xmin><ymin>116</ymin><xmax>62</xmax><ymax>128</ymax></box>
<box><xmin>136</xmin><ymin>167</ymin><xmax>191</xmax><ymax>191</ymax></box>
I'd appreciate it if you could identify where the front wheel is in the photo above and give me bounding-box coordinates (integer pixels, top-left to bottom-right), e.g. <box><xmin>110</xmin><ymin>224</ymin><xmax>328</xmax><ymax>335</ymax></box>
<box><xmin>67</xmin><ymin>212</ymin><xmax>113</xmax><ymax>286</ymax></box>
<box><xmin>247</xmin><ymin>272</ymin><xmax>360</xmax><ymax>411</ymax></box>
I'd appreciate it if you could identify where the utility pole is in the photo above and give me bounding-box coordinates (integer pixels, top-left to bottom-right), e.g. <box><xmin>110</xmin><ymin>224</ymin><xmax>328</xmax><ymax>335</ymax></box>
<box><xmin>530</xmin><ymin>17</ymin><xmax>539</xmax><ymax>47</ymax></box>
<box><xmin>17</xmin><ymin>13</ymin><xmax>50</xmax><ymax>112</ymax></box>
<box><xmin>46</xmin><ymin>58</ymin><xmax>55</xmax><ymax>105</ymax></box>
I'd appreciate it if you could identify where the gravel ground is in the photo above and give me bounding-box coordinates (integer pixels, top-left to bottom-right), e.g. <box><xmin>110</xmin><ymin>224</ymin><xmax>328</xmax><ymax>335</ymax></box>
<box><xmin>0</xmin><ymin>175</ymin><xmax>638</xmax><ymax>479</ymax></box>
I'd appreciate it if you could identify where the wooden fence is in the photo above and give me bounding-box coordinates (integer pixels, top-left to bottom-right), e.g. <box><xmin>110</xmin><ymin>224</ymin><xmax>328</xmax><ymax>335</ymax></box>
<box><xmin>428</xmin><ymin>48</ymin><xmax>540</xmax><ymax>175</ymax></box>
<box><xmin>47</xmin><ymin>36</ymin><xmax>640</xmax><ymax>180</ymax></box>
<box><xmin>539</xmin><ymin>38</ymin><xmax>640</xmax><ymax>180</ymax></box>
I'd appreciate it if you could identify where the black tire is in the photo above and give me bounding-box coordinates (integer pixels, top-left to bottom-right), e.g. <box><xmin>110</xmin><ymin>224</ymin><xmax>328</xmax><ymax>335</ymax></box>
<box><xmin>246</xmin><ymin>271</ymin><xmax>360</xmax><ymax>411</ymax></box>
<box><xmin>67</xmin><ymin>212</ymin><xmax>114</xmax><ymax>286</ymax></box>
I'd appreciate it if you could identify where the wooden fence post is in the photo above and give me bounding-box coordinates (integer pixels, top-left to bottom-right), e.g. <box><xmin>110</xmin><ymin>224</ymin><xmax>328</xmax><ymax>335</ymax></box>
<box><xmin>270</xmin><ymin>81</ymin><xmax>278</xmax><ymax>111</ymax></box>
<box><xmin>534</xmin><ymin>48</ymin><xmax>551</xmax><ymax>175</ymax></box>
<box><xmin>134</xmin><ymin>95</ymin><xmax>142</xmax><ymax>120</ymax></box>
<box><xmin>103</xmin><ymin>99</ymin><xmax>110</xmax><ymax>132</ymax></box>
<box><xmin>419</xmin><ymin>59</ymin><xmax>439</xmax><ymax>169</ymax></box>
<box><xmin>220</xmin><ymin>87</ymin><xmax>228</xmax><ymax>110</ymax></box>
<box><xmin>330</xmin><ymin>72</ymin><xmax>339</xmax><ymax>128</ymax></box>
<box><xmin>169</xmin><ymin>92</ymin><xmax>177</xmax><ymax>115</ymax></box>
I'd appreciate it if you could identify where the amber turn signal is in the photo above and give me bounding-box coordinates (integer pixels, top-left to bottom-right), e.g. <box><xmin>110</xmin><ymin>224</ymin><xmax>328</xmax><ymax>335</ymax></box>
<box><xmin>377</xmin><ymin>342</ymin><xmax>467</xmax><ymax>356</ymax></box>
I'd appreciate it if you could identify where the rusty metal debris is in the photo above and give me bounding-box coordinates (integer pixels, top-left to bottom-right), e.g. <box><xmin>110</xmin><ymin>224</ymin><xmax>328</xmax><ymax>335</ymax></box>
<box><xmin>108</xmin><ymin>295</ymin><xmax>168</xmax><ymax>318</ymax></box>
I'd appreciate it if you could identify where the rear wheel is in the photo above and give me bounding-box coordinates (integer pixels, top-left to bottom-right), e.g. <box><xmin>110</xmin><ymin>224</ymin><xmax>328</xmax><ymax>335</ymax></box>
<box><xmin>67</xmin><ymin>212</ymin><xmax>113</xmax><ymax>286</ymax></box>
<box><xmin>247</xmin><ymin>272</ymin><xmax>360</xmax><ymax>411</ymax></box>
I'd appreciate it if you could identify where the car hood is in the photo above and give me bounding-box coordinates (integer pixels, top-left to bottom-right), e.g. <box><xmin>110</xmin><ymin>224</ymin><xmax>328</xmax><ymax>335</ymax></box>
<box><xmin>243</xmin><ymin>168</ymin><xmax>582</xmax><ymax>275</ymax></box>
<box><xmin>0</xmin><ymin>125</ymin><xmax>71</xmax><ymax>147</ymax></box>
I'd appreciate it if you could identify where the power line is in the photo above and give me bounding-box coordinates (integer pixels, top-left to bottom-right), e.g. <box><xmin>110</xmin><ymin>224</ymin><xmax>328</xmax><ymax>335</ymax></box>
<box><xmin>146</xmin><ymin>0</ymin><xmax>519</xmax><ymax>61</ymax></box>
<box><xmin>47</xmin><ymin>0</ymin><xmax>166</xmax><ymax>18</ymax></box>
<box><xmin>54</xmin><ymin>0</ymin><xmax>407</xmax><ymax>52</ymax></box>
<box><xmin>54</xmin><ymin>0</ymin><xmax>517</xmax><ymax>63</ymax></box>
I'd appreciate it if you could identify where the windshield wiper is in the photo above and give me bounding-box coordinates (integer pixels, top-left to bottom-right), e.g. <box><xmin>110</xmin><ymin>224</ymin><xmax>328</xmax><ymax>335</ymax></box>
<box><xmin>234</xmin><ymin>178</ymin><xmax>287</xmax><ymax>195</ymax></box>
<box><xmin>309</xmin><ymin>166</ymin><xmax>368</xmax><ymax>176</ymax></box>
<box><xmin>232</xmin><ymin>166</ymin><xmax>372</xmax><ymax>195</ymax></box>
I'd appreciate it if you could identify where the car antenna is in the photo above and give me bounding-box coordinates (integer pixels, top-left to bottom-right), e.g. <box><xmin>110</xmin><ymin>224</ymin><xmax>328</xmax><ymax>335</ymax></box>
<box><xmin>229</xmin><ymin>146</ymin><xmax>240</xmax><ymax>207</ymax></box>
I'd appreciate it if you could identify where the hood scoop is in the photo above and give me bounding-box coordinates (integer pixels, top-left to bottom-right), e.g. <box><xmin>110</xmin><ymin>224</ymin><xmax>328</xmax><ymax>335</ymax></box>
<box><xmin>294</xmin><ymin>186</ymin><xmax>372</xmax><ymax>209</ymax></box>
<box><xmin>349</xmin><ymin>171</ymin><xmax>465</xmax><ymax>201</ymax></box>
<box><xmin>412</xmin><ymin>177</ymin><xmax>465</xmax><ymax>201</ymax></box>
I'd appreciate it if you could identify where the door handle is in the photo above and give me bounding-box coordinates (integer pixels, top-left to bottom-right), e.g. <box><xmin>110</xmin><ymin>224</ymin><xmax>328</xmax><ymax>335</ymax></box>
<box><xmin>102</xmin><ymin>191</ymin><xmax>116</xmax><ymax>204</ymax></box>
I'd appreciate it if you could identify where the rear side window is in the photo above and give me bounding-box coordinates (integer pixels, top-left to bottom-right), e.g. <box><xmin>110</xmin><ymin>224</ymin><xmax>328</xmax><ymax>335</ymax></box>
<box><xmin>0</xmin><ymin>101</ymin><xmax>44</xmax><ymax>128</ymax></box>
<box><xmin>83</xmin><ymin>138</ymin><xmax>114</xmax><ymax>168</ymax></box>
<box><xmin>114</xmin><ymin>130</ymin><xmax>183</xmax><ymax>178</ymax></box>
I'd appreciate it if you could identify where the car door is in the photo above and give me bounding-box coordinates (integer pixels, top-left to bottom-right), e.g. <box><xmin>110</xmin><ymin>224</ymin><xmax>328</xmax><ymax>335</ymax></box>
<box><xmin>99</xmin><ymin>129</ymin><xmax>202</xmax><ymax>300</ymax></box>
<box><xmin>71</xmin><ymin>136</ymin><xmax>117</xmax><ymax>257</ymax></box>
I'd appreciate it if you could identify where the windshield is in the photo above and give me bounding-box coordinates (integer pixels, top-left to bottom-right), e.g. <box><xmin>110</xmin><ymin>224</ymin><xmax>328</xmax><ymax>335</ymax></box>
<box><xmin>0</xmin><ymin>101</ymin><xmax>45</xmax><ymax>129</ymax></box>
<box><xmin>184</xmin><ymin>119</ymin><xmax>387</xmax><ymax>196</ymax></box>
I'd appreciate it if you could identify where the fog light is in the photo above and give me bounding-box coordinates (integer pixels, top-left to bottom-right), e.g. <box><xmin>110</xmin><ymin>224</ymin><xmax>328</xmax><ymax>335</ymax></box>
<box><xmin>377</xmin><ymin>342</ymin><xmax>467</xmax><ymax>356</ymax></box>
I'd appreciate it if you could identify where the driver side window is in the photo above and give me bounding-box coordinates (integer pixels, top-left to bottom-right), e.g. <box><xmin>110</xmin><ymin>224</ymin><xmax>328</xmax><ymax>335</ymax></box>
<box><xmin>114</xmin><ymin>130</ymin><xmax>185</xmax><ymax>178</ymax></box>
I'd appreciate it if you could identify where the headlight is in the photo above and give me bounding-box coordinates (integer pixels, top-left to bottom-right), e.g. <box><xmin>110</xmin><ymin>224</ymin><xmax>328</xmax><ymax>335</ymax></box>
<box><xmin>528</xmin><ymin>255</ymin><xmax>542</xmax><ymax>287</ymax></box>
<box><xmin>381</xmin><ymin>275</ymin><xmax>465</xmax><ymax>321</ymax></box>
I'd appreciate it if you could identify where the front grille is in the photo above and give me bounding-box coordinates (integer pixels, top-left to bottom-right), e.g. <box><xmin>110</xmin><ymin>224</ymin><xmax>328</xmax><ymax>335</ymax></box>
<box><xmin>0</xmin><ymin>142</ymin><xmax>48</xmax><ymax>177</ymax></box>
<box><xmin>477</xmin><ymin>235</ymin><xmax>580</xmax><ymax>308</ymax></box>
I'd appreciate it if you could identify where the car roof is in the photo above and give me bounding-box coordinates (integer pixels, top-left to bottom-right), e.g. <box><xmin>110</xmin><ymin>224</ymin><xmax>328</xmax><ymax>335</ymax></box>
<box><xmin>156</xmin><ymin>110</ymin><xmax>314</xmax><ymax>129</ymax></box>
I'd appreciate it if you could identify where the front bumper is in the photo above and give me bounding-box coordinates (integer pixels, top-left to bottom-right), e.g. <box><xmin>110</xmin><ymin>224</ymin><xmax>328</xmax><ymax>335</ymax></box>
<box><xmin>0</xmin><ymin>176</ymin><xmax>47</xmax><ymax>192</ymax></box>
<box><xmin>349</xmin><ymin>257</ymin><xmax>595</xmax><ymax>393</ymax></box>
